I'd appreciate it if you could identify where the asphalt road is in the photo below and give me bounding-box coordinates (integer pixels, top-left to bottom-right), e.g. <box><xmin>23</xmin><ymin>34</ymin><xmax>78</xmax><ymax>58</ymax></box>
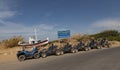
<box><xmin>0</xmin><ymin>47</ymin><xmax>120</xmax><ymax>70</ymax></box>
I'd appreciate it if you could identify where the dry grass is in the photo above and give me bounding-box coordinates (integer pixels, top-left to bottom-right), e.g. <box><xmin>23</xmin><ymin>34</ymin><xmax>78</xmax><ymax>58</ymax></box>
<box><xmin>0</xmin><ymin>36</ymin><xmax>23</xmax><ymax>49</ymax></box>
<box><xmin>109</xmin><ymin>41</ymin><xmax>120</xmax><ymax>47</ymax></box>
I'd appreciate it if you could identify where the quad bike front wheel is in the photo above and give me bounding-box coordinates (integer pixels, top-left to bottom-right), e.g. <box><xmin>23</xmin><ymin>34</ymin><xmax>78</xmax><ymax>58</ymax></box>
<box><xmin>88</xmin><ymin>47</ymin><xmax>91</xmax><ymax>50</ymax></box>
<box><xmin>96</xmin><ymin>46</ymin><xmax>101</xmax><ymax>49</ymax></box>
<box><xmin>71</xmin><ymin>49</ymin><xmax>75</xmax><ymax>53</ymax></box>
<box><xmin>75</xmin><ymin>49</ymin><xmax>78</xmax><ymax>53</ymax></box>
<box><xmin>33</xmin><ymin>53</ymin><xmax>40</xmax><ymax>59</ymax></box>
<box><xmin>41</xmin><ymin>53</ymin><xmax>47</xmax><ymax>58</ymax></box>
<box><xmin>60</xmin><ymin>51</ymin><xmax>64</xmax><ymax>55</ymax></box>
<box><xmin>106</xmin><ymin>44</ymin><xmax>110</xmax><ymax>48</ymax></box>
<box><xmin>84</xmin><ymin>47</ymin><xmax>89</xmax><ymax>51</ymax></box>
<box><xmin>55</xmin><ymin>51</ymin><xmax>61</xmax><ymax>56</ymax></box>
<box><xmin>18</xmin><ymin>55</ymin><xmax>26</xmax><ymax>61</ymax></box>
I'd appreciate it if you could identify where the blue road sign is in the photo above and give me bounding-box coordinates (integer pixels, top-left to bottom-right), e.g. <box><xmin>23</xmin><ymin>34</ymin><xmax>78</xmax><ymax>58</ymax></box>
<box><xmin>58</xmin><ymin>30</ymin><xmax>70</xmax><ymax>38</ymax></box>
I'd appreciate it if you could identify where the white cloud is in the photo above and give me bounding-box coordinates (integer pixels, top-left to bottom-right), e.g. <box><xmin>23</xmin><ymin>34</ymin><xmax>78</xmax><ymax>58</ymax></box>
<box><xmin>0</xmin><ymin>0</ymin><xmax>58</xmax><ymax>41</ymax></box>
<box><xmin>91</xmin><ymin>19</ymin><xmax>120</xmax><ymax>31</ymax></box>
<box><xmin>0</xmin><ymin>0</ymin><xmax>10</xmax><ymax>10</ymax></box>
<box><xmin>0</xmin><ymin>20</ymin><xmax>58</xmax><ymax>41</ymax></box>
<box><xmin>0</xmin><ymin>0</ymin><xmax>17</xmax><ymax>10</ymax></box>
<box><xmin>0</xmin><ymin>20</ymin><xmax>27</xmax><ymax>33</ymax></box>
<box><xmin>37</xmin><ymin>24</ymin><xmax>55</xmax><ymax>30</ymax></box>
<box><xmin>0</xmin><ymin>0</ymin><xmax>17</xmax><ymax>19</ymax></box>
<box><xmin>0</xmin><ymin>0</ymin><xmax>24</xmax><ymax>33</ymax></box>
<box><xmin>0</xmin><ymin>11</ymin><xmax>16</xmax><ymax>19</ymax></box>
<box><xmin>0</xmin><ymin>19</ymin><xmax>57</xmax><ymax>34</ymax></box>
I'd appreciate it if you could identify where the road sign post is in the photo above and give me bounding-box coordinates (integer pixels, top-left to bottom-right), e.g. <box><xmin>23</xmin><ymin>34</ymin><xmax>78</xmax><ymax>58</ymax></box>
<box><xmin>57</xmin><ymin>30</ymin><xmax>71</xmax><ymax>47</ymax></box>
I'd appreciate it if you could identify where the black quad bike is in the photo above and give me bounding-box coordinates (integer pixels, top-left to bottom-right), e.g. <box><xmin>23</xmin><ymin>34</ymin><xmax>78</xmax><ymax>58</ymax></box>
<box><xmin>40</xmin><ymin>44</ymin><xmax>63</xmax><ymax>58</ymax></box>
<box><xmin>101</xmin><ymin>39</ymin><xmax>110</xmax><ymax>48</ymax></box>
<box><xmin>61</xmin><ymin>43</ymin><xmax>78</xmax><ymax>53</ymax></box>
<box><xmin>75</xmin><ymin>41</ymin><xmax>91</xmax><ymax>51</ymax></box>
<box><xmin>89</xmin><ymin>40</ymin><xmax>102</xmax><ymax>49</ymax></box>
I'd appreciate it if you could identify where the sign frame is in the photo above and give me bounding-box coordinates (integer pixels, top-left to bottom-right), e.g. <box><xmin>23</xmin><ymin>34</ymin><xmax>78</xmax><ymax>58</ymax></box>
<box><xmin>57</xmin><ymin>30</ymin><xmax>70</xmax><ymax>38</ymax></box>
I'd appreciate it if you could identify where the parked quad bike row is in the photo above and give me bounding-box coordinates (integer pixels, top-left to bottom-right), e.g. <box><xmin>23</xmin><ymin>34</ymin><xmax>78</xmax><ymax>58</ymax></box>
<box><xmin>17</xmin><ymin>39</ymin><xmax>110</xmax><ymax>61</ymax></box>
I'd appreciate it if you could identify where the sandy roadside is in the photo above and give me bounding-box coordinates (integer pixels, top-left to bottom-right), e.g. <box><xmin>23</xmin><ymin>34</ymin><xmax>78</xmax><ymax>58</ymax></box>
<box><xmin>0</xmin><ymin>47</ymin><xmax>20</xmax><ymax>64</ymax></box>
<box><xmin>0</xmin><ymin>41</ymin><xmax>120</xmax><ymax>64</ymax></box>
<box><xmin>0</xmin><ymin>54</ymin><xmax>17</xmax><ymax>64</ymax></box>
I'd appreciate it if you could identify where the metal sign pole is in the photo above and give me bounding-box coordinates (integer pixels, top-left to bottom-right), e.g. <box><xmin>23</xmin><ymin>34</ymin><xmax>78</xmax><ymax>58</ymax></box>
<box><xmin>69</xmin><ymin>36</ymin><xmax>71</xmax><ymax>43</ymax></box>
<box><xmin>57</xmin><ymin>30</ymin><xmax>71</xmax><ymax>48</ymax></box>
<box><xmin>59</xmin><ymin>39</ymin><xmax>61</xmax><ymax>48</ymax></box>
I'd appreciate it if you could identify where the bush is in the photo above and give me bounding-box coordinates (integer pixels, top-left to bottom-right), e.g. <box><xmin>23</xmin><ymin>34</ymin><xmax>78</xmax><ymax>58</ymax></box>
<box><xmin>0</xmin><ymin>36</ymin><xmax>24</xmax><ymax>48</ymax></box>
<box><xmin>77</xmin><ymin>34</ymin><xmax>91</xmax><ymax>41</ymax></box>
<box><xmin>90</xmin><ymin>30</ymin><xmax>120</xmax><ymax>41</ymax></box>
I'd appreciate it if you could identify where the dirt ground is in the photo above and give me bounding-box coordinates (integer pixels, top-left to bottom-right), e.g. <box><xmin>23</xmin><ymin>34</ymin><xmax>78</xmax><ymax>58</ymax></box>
<box><xmin>0</xmin><ymin>41</ymin><xmax>120</xmax><ymax>64</ymax></box>
<box><xmin>0</xmin><ymin>47</ymin><xmax>20</xmax><ymax>64</ymax></box>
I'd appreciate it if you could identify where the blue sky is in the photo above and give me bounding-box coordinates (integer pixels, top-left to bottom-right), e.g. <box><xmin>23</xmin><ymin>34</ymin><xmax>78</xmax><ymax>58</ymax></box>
<box><xmin>0</xmin><ymin>0</ymin><xmax>120</xmax><ymax>41</ymax></box>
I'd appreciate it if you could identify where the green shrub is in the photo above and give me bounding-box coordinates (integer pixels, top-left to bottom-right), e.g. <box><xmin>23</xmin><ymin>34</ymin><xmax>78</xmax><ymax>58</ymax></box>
<box><xmin>90</xmin><ymin>30</ymin><xmax>120</xmax><ymax>41</ymax></box>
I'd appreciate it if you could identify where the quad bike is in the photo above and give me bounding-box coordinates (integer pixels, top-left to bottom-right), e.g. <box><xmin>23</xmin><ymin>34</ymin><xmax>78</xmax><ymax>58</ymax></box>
<box><xmin>89</xmin><ymin>40</ymin><xmax>102</xmax><ymax>49</ymax></box>
<box><xmin>17</xmin><ymin>46</ymin><xmax>40</xmax><ymax>61</ymax></box>
<box><xmin>100</xmin><ymin>39</ymin><xmax>110</xmax><ymax>48</ymax></box>
<box><xmin>101</xmin><ymin>41</ymin><xmax>110</xmax><ymax>48</ymax></box>
<box><xmin>75</xmin><ymin>41</ymin><xmax>91</xmax><ymax>51</ymax></box>
<box><xmin>61</xmin><ymin>43</ymin><xmax>77</xmax><ymax>53</ymax></box>
<box><xmin>40</xmin><ymin>44</ymin><xmax>62</xmax><ymax>58</ymax></box>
